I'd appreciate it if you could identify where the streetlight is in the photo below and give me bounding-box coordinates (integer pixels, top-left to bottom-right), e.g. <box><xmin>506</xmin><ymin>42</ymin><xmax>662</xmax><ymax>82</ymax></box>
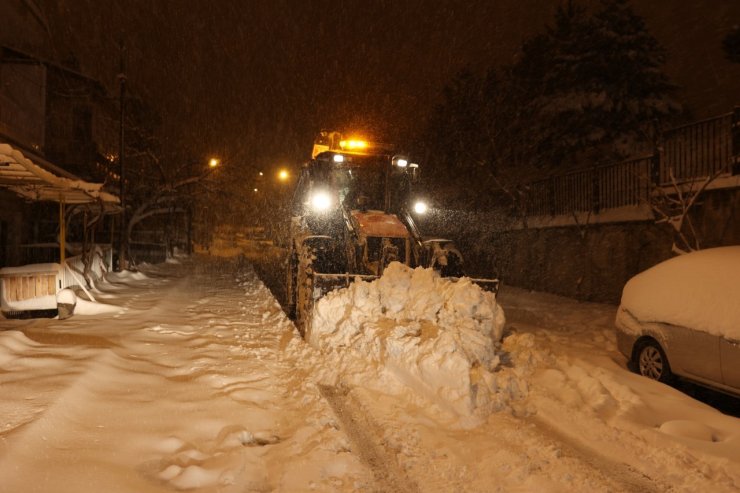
<box><xmin>277</xmin><ymin>169</ymin><xmax>289</xmax><ymax>182</ymax></box>
<box><xmin>189</xmin><ymin>157</ymin><xmax>220</xmax><ymax>255</ymax></box>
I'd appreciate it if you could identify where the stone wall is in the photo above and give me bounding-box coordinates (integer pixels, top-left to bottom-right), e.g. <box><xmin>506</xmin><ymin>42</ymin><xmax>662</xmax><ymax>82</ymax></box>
<box><xmin>428</xmin><ymin>187</ymin><xmax>739</xmax><ymax>304</ymax></box>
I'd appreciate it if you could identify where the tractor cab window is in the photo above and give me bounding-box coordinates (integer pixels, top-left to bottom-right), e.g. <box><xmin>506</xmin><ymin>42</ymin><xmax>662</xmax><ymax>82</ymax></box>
<box><xmin>340</xmin><ymin>159</ymin><xmax>386</xmax><ymax>211</ymax></box>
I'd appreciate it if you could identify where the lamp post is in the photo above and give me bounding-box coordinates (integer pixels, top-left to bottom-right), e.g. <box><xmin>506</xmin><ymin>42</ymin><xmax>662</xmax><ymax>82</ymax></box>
<box><xmin>189</xmin><ymin>156</ymin><xmax>220</xmax><ymax>254</ymax></box>
<box><xmin>116</xmin><ymin>39</ymin><xmax>127</xmax><ymax>271</ymax></box>
<box><xmin>271</xmin><ymin>167</ymin><xmax>292</xmax><ymax>245</ymax></box>
<box><xmin>201</xmin><ymin>156</ymin><xmax>221</xmax><ymax>251</ymax></box>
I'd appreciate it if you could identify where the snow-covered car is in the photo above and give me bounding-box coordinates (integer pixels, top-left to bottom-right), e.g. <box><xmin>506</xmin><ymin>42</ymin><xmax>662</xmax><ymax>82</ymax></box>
<box><xmin>615</xmin><ymin>246</ymin><xmax>740</xmax><ymax>396</ymax></box>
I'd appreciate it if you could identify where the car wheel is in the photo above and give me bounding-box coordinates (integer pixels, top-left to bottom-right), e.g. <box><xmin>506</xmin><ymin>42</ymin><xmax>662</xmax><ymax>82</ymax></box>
<box><xmin>636</xmin><ymin>340</ymin><xmax>672</xmax><ymax>383</ymax></box>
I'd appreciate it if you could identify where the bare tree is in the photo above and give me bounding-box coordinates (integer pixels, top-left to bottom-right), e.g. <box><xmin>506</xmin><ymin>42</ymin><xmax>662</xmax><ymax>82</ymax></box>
<box><xmin>651</xmin><ymin>165</ymin><xmax>729</xmax><ymax>255</ymax></box>
<box><xmin>125</xmin><ymin>163</ymin><xmax>218</xmax><ymax>266</ymax></box>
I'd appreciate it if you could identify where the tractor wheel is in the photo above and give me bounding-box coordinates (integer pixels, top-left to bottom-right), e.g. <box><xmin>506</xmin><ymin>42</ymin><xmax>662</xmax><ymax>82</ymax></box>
<box><xmin>285</xmin><ymin>250</ymin><xmax>298</xmax><ymax>319</ymax></box>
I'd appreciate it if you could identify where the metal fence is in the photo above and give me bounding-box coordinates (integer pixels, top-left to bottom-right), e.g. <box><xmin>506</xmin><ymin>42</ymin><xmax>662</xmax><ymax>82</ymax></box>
<box><xmin>661</xmin><ymin>111</ymin><xmax>736</xmax><ymax>183</ymax></box>
<box><xmin>519</xmin><ymin>108</ymin><xmax>739</xmax><ymax>217</ymax></box>
<box><xmin>524</xmin><ymin>156</ymin><xmax>654</xmax><ymax>216</ymax></box>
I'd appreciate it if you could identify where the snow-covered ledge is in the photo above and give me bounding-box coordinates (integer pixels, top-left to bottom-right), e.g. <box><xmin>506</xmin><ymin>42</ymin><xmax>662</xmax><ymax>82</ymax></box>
<box><xmin>512</xmin><ymin>204</ymin><xmax>654</xmax><ymax>230</ymax></box>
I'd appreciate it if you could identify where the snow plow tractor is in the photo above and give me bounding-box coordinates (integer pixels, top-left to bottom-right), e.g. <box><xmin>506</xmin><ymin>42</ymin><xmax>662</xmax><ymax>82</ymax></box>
<box><xmin>285</xmin><ymin>132</ymin><xmax>498</xmax><ymax>335</ymax></box>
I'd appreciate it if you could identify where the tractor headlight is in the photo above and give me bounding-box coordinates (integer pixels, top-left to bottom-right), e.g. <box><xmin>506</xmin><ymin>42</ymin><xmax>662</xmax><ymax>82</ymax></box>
<box><xmin>310</xmin><ymin>191</ymin><xmax>333</xmax><ymax>212</ymax></box>
<box><xmin>393</xmin><ymin>155</ymin><xmax>408</xmax><ymax>168</ymax></box>
<box><xmin>413</xmin><ymin>200</ymin><xmax>428</xmax><ymax>214</ymax></box>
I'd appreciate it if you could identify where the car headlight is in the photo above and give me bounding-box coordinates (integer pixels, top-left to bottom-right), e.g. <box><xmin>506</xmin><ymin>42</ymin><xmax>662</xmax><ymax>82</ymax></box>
<box><xmin>310</xmin><ymin>191</ymin><xmax>333</xmax><ymax>212</ymax></box>
<box><xmin>413</xmin><ymin>200</ymin><xmax>428</xmax><ymax>214</ymax></box>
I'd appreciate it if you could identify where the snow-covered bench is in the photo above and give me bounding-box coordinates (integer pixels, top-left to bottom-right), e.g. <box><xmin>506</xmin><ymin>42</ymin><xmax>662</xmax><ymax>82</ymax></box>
<box><xmin>1</xmin><ymin>246</ymin><xmax>112</xmax><ymax>318</ymax></box>
<box><xmin>0</xmin><ymin>263</ymin><xmax>61</xmax><ymax>318</ymax></box>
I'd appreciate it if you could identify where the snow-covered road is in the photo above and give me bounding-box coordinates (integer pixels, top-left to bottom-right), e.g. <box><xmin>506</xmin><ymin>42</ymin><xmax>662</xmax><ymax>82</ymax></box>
<box><xmin>1</xmin><ymin>257</ymin><xmax>739</xmax><ymax>492</ymax></box>
<box><xmin>0</xmin><ymin>258</ymin><xmax>372</xmax><ymax>492</ymax></box>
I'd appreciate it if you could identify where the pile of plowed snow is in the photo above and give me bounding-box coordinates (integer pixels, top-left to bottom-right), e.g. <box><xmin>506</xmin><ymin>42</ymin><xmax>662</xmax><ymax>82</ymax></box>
<box><xmin>302</xmin><ymin>262</ymin><xmax>509</xmax><ymax>424</ymax></box>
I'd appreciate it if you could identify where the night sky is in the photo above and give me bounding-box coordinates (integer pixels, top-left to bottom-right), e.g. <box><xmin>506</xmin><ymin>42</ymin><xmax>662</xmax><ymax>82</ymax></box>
<box><xmin>41</xmin><ymin>0</ymin><xmax>740</xmax><ymax>173</ymax></box>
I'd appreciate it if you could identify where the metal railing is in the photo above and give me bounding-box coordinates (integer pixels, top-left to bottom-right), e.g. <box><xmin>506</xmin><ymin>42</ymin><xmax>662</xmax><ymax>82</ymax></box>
<box><xmin>524</xmin><ymin>156</ymin><xmax>654</xmax><ymax>216</ymax></box>
<box><xmin>517</xmin><ymin>108</ymin><xmax>739</xmax><ymax>218</ymax></box>
<box><xmin>661</xmin><ymin>111</ymin><xmax>735</xmax><ymax>183</ymax></box>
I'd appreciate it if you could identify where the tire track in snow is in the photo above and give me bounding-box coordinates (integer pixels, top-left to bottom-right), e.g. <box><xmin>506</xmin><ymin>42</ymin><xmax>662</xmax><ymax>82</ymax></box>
<box><xmin>319</xmin><ymin>385</ymin><xmax>420</xmax><ymax>493</ymax></box>
<box><xmin>526</xmin><ymin>415</ymin><xmax>670</xmax><ymax>493</ymax></box>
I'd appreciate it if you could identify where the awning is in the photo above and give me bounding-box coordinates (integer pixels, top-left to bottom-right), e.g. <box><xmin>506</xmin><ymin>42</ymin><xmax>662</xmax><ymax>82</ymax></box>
<box><xmin>0</xmin><ymin>142</ymin><xmax>120</xmax><ymax>210</ymax></box>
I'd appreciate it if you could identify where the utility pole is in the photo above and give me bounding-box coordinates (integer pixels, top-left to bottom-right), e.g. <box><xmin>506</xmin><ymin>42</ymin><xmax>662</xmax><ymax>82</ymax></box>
<box><xmin>117</xmin><ymin>38</ymin><xmax>127</xmax><ymax>271</ymax></box>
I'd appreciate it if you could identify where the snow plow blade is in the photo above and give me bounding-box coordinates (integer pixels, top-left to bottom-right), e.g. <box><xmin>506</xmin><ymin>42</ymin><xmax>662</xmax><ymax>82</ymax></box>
<box><xmin>462</xmin><ymin>277</ymin><xmax>500</xmax><ymax>294</ymax></box>
<box><xmin>312</xmin><ymin>272</ymin><xmax>379</xmax><ymax>297</ymax></box>
<box><xmin>295</xmin><ymin>271</ymin><xmax>378</xmax><ymax>337</ymax></box>
<box><xmin>312</xmin><ymin>273</ymin><xmax>499</xmax><ymax>308</ymax></box>
<box><xmin>314</xmin><ymin>273</ymin><xmax>499</xmax><ymax>297</ymax></box>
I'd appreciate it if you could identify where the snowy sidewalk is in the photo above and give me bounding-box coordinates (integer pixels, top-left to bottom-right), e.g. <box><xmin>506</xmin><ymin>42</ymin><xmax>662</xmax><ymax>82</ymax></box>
<box><xmin>0</xmin><ymin>258</ymin><xmax>372</xmax><ymax>493</ymax></box>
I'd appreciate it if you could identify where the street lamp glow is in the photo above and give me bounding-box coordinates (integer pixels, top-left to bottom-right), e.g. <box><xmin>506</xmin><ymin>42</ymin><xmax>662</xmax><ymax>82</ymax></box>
<box><xmin>413</xmin><ymin>200</ymin><xmax>428</xmax><ymax>214</ymax></box>
<box><xmin>254</xmin><ymin>188</ymin><xmax>259</xmax><ymax>192</ymax></box>
<box><xmin>278</xmin><ymin>169</ymin><xmax>289</xmax><ymax>181</ymax></box>
<box><xmin>208</xmin><ymin>157</ymin><xmax>220</xmax><ymax>168</ymax></box>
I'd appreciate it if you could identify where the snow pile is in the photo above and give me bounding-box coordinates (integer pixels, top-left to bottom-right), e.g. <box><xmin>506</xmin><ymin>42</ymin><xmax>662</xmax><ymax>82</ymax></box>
<box><xmin>56</xmin><ymin>288</ymin><xmax>77</xmax><ymax>305</ymax></box>
<box><xmin>73</xmin><ymin>298</ymin><xmax>121</xmax><ymax>315</ymax></box>
<box><xmin>620</xmin><ymin>246</ymin><xmax>740</xmax><ymax>339</ymax></box>
<box><xmin>1</xmin><ymin>294</ymin><xmax>57</xmax><ymax>311</ymax></box>
<box><xmin>306</xmin><ymin>262</ymin><xmax>506</xmax><ymax>421</ymax></box>
<box><xmin>107</xmin><ymin>269</ymin><xmax>150</xmax><ymax>282</ymax></box>
<box><xmin>0</xmin><ymin>262</ymin><xmax>60</xmax><ymax>275</ymax></box>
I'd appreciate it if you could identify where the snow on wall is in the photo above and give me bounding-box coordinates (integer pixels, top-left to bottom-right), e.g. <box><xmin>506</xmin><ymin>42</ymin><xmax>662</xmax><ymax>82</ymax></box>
<box><xmin>303</xmin><ymin>262</ymin><xmax>509</xmax><ymax>425</ymax></box>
